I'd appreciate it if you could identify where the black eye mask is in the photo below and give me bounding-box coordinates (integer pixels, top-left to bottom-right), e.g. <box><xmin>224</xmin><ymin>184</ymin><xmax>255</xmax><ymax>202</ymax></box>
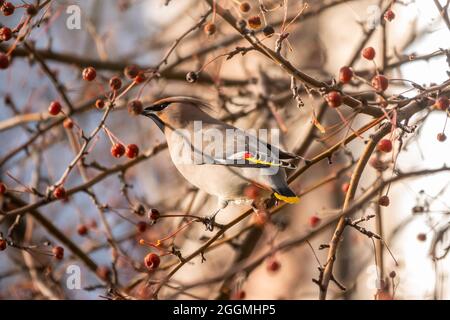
<box><xmin>141</xmin><ymin>102</ymin><xmax>171</xmax><ymax>131</ymax></box>
<box><xmin>142</xmin><ymin>102</ymin><xmax>171</xmax><ymax>114</ymax></box>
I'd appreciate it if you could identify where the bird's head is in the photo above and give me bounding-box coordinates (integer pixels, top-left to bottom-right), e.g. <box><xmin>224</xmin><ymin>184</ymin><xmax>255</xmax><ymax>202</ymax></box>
<box><xmin>141</xmin><ymin>96</ymin><xmax>214</xmax><ymax>130</ymax></box>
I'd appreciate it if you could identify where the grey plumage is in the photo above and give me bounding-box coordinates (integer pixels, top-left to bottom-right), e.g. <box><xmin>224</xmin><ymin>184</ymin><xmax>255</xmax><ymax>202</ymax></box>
<box><xmin>141</xmin><ymin>96</ymin><xmax>299</xmax><ymax>224</ymax></box>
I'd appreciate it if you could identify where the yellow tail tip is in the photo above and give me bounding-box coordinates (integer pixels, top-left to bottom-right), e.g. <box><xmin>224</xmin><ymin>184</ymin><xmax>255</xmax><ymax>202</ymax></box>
<box><xmin>274</xmin><ymin>193</ymin><xmax>299</xmax><ymax>204</ymax></box>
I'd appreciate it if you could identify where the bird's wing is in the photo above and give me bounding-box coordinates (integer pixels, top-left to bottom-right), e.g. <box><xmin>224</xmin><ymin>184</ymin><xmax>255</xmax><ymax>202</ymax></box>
<box><xmin>194</xmin><ymin>126</ymin><xmax>299</xmax><ymax>169</ymax></box>
<box><xmin>212</xmin><ymin>150</ymin><xmax>297</xmax><ymax>169</ymax></box>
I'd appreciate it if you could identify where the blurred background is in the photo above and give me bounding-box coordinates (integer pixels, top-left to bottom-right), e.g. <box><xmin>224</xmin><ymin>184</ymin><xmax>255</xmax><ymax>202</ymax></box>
<box><xmin>0</xmin><ymin>0</ymin><xmax>449</xmax><ymax>300</ymax></box>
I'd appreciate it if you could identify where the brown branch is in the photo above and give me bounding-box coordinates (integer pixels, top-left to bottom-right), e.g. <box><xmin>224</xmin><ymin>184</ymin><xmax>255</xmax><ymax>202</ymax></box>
<box><xmin>434</xmin><ymin>0</ymin><xmax>450</xmax><ymax>31</ymax></box>
<box><xmin>6</xmin><ymin>194</ymin><xmax>100</xmax><ymax>275</ymax></box>
<box><xmin>317</xmin><ymin>95</ymin><xmax>429</xmax><ymax>299</ymax></box>
<box><xmin>3</xmin><ymin>142</ymin><xmax>168</xmax><ymax>218</ymax></box>
<box><xmin>203</xmin><ymin>0</ymin><xmax>383</xmax><ymax>117</ymax></box>
<box><xmin>156</xmin><ymin>8</ymin><xmax>212</xmax><ymax>69</ymax></box>
<box><xmin>151</xmin><ymin>111</ymin><xmax>390</xmax><ymax>297</ymax></box>
<box><xmin>346</xmin><ymin>0</ymin><xmax>396</xmax><ymax>67</ymax></box>
<box><xmin>23</xmin><ymin>42</ymin><xmax>75</xmax><ymax>112</ymax></box>
<box><xmin>318</xmin><ymin>126</ymin><xmax>385</xmax><ymax>299</ymax></box>
<box><xmin>174</xmin><ymin>166</ymin><xmax>450</xmax><ymax>293</ymax></box>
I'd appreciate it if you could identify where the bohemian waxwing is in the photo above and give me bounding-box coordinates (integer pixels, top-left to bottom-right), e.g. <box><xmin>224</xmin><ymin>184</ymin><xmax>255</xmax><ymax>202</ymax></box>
<box><xmin>141</xmin><ymin>96</ymin><xmax>299</xmax><ymax>229</ymax></box>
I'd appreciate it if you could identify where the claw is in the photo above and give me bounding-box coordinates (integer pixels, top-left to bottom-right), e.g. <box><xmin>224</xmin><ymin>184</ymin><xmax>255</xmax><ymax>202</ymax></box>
<box><xmin>204</xmin><ymin>216</ymin><xmax>215</xmax><ymax>231</ymax></box>
<box><xmin>204</xmin><ymin>200</ymin><xmax>229</xmax><ymax>231</ymax></box>
<box><xmin>204</xmin><ymin>208</ymin><xmax>222</xmax><ymax>231</ymax></box>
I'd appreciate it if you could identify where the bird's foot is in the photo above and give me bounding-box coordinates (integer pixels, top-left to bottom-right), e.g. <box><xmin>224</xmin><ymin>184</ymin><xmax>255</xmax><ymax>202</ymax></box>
<box><xmin>203</xmin><ymin>208</ymin><xmax>224</xmax><ymax>231</ymax></box>
<box><xmin>204</xmin><ymin>215</ymin><xmax>216</xmax><ymax>231</ymax></box>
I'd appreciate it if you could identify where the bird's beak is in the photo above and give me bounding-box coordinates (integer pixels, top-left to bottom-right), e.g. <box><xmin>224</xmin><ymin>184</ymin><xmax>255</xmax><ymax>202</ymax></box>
<box><xmin>141</xmin><ymin>106</ymin><xmax>165</xmax><ymax>131</ymax></box>
<box><xmin>141</xmin><ymin>106</ymin><xmax>155</xmax><ymax>117</ymax></box>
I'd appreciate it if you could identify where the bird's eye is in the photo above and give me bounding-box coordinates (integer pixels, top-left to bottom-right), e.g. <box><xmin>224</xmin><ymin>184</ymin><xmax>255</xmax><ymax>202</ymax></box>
<box><xmin>144</xmin><ymin>102</ymin><xmax>171</xmax><ymax>113</ymax></box>
<box><xmin>153</xmin><ymin>103</ymin><xmax>169</xmax><ymax>111</ymax></box>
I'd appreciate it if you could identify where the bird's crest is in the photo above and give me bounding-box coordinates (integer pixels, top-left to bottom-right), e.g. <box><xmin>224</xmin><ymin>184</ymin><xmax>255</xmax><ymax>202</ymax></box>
<box><xmin>150</xmin><ymin>96</ymin><xmax>214</xmax><ymax>112</ymax></box>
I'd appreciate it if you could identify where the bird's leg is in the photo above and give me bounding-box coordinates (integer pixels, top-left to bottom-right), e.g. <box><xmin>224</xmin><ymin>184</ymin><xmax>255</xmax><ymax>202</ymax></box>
<box><xmin>251</xmin><ymin>201</ymin><xmax>258</xmax><ymax>212</ymax></box>
<box><xmin>204</xmin><ymin>199</ymin><xmax>228</xmax><ymax>231</ymax></box>
<box><xmin>204</xmin><ymin>208</ymin><xmax>221</xmax><ymax>232</ymax></box>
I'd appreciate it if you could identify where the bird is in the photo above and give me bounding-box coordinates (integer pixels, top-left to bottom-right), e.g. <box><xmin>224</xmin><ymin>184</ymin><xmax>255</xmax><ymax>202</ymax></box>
<box><xmin>141</xmin><ymin>96</ymin><xmax>299</xmax><ymax>230</ymax></box>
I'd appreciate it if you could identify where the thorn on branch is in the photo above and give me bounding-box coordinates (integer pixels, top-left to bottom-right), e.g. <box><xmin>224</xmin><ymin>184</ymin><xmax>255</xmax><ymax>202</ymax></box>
<box><xmin>312</xmin><ymin>266</ymin><xmax>325</xmax><ymax>290</ymax></box>
<box><xmin>330</xmin><ymin>273</ymin><xmax>347</xmax><ymax>291</ymax></box>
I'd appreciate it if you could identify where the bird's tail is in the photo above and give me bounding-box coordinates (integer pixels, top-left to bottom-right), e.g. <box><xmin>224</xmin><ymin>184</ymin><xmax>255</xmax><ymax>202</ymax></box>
<box><xmin>273</xmin><ymin>187</ymin><xmax>299</xmax><ymax>204</ymax></box>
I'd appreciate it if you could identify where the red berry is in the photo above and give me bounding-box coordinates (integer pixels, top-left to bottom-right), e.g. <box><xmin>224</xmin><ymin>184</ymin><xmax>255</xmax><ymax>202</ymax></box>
<box><xmin>53</xmin><ymin>186</ymin><xmax>66</xmax><ymax>199</ymax></box>
<box><xmin>63</xmin><ymin>118</ymin><xmax>74</xmax><ymax>129</ymax></box>
<box><xmin>125</xmin><ymin>144</ymin><xmax>139</xmax><ymax>159</ymax></box>
<box><xmin>341</xmin><ymin>182</ymin><xmax>350</xmax><ymax>193</ymax></box>
<box><xmin>248</xmin><ymin>16</ymin><xmax>262</xmax><ymax>29</ymax></box>
<box><xmin>0</xmin><ymin>27</ymin><xmax>12</xmax><ymax>41</ymax></box>
<box><xmin>48</xmin><ymin>101</ymin><xmax>62</xmax><ymax>116</ymax></box>
<box><xmin>244</xmin><ymin>184</ymin><xmax>260</xmax><ymax>200</ymax></box>
<box><xmin>384</xmin><ymin>10</ymin><xmax>395</xmax><ymax>22</ymax></box>
<box><xmin>124</xmin><ymin>65</ymin><xmax>140</xmax><ymax>79</ymax></box>
<box><xmin>52</xmin><ymin>246</ymin><xmax>64</xmax><ymax>260</ymax></box>
<box><xmin>437</xmin><ymin>133</ymin><xmax>447</xmax><ymax>142</ymax></box>
<box><xmin>77</xmin><ymin>224</ymin><xmax>88</xmax><ymax>236</ymax></box>
<box><xmin>232</xmin><ymin>290</ymin><xmax>246</xmax><ymax>300</ymax></box>
<box><xmin>82</xmin><ymin>67</ymin><xmax>96</xmax><ymax>81</ymax></box>
<box><xmin>435</xmin><ymin>96</ymin><xmax>449</xmax><ymax>111</ymax></box>
<box><xmin>0</xmin><ymin>182</ymin><xmax>6</xmax><ymax>195</ymax></box>
<box><xmin>417</xmin><ymin>233</ymin><xmax>427</xmax><ymax>242</ymax></box>
<box><xmin>362</xmin><ymin>47</ymin><xmax>376</xmax><ymax>60</ymax></box>
<box><xmin>1</xmin><ymin>2</ymin><xmax>14</xmax><ymax>16</ymax></box>
<box><xmin>339</xmin><ymin>66</ymin><xmax>353</xmax><ymax>84</ymax></box>
<box><xmin>204</xmin><ymin>22</ymin><xmax>216</xmax><ymax>35</ymax></box>
<box><xmin>326</xmin><ymin>91</ymin><xmax>342</xmax><ymax>108</ymax></box>
<box><xmin>377</xmin><ymin>139</ymin><xmax>393</xmax><ymax>153</ymax></box>
<box><xmin>378</xmin><ymin>195</ymin><xmax>390</xmax><ymax>207</ymax></box>
<box><xmin>95</xmin><ymin>99</ymin><xmax>105</xmax><ymax>109</ymax></box>
<box><xmin>266</xmin><ymin>259</ymin><xmax>281</xmax><ymax>272</ymax></box>
<box><xmin>372</xmin><ymin>75</ymin><xmax>389</xmax><ymax>91</ymax></box>
<box><xmin>127</xmin><ymin>100</ymin><xmax>143</xmax><ymax>115</ymax></box>
<box><xmin>136</xmin><ymin>221</ymin><xmax>147</xmax><ymax>233</ymax></box>
<box><xmin>26</xmin><ymin>4</ymin><xmax>37</xmax><ymax>16</ymax></box>
<box><xmin>109</xmin><ymin>76</ymin><xmax>122</xmax><ymax>90</ymax></box>
<box><xmin>308</xmin><ymin>215</ymin><xmax>321</xmax><ymax>228</ymax></box>
<box><xmin>0</xmin><ymin>53</ymin><xmax>10</xmax><ymax>69</ymax></box>
<box><xmin>144</xmin><ymin>253</ymin><xmax>160</xmax><ymax>270</ymax></box>
<box><xmin>375</xmin><ymin>290</ymin><xmax>393</xmax><ymax>300</ymax></box>
<box><xmin>96</xmin><ymin>266</ymin><xmax>111</xmax><ymax>281</ymax></box>
<box><xmin>240</xmin><ymin>2</ymin><xmax>251</xmax><ymax>13</ymax></box>
<box><xmin>134</xmin><ymin>71</ymin><xmax>147</xmax><ymax>84</ymax></box>
<box><xmin>148</xmin><ymin>208</ymin><xmax>160</xmax><ymax>221</ymax></box>
<box><xmin>0</xmin><ymin>239</ymin><xmax>7</xmax><ymax>251</ymax></box>
<box><xmin>111</xmin><ymin>143</ymin><xmax>125</xmax><ymax>158</ymax></box>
